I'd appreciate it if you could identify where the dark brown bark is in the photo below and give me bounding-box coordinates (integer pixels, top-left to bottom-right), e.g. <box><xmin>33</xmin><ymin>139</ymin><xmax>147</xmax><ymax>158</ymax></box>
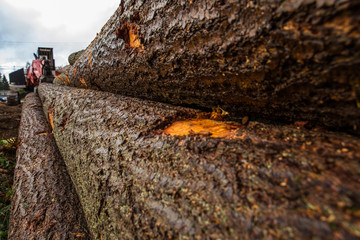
<box><xmin>68</xmin><ymin>0</ymin><xmax>360</xmax><ymax>135</ymax></box>
<box><xmin>8</xmin><ymin>93</ymin><xmax>90</xmax><ymax>240</ymax></box>
<box><xmin>38</xmin><ymin>83</ymin><xmax>360</xmax><ymax>240</ymax></box>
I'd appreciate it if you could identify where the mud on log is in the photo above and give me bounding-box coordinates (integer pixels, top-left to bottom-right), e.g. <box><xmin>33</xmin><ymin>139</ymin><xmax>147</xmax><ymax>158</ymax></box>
<box><xmin>8</xmin><ymin>93</ymin><xmax>90</xmax><ymax>239</ymax></box>
<box><xmin>38</xmin><ymin>83</ymin><xmax>360</xmax><ymax>240</ymax></box>
<box><xmin>68</xmin><ymin>0</ymin><xmax>360</xmax><ymax>134</ymax></box>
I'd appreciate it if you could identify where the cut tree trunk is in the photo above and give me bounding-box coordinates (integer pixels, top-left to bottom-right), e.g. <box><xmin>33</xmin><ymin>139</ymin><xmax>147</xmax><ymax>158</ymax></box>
<box><xmin>68</xmin><ymin>0</ymin><xmax>360</xmax><ymax>135</ymax></box>
<box><xmin>38</xmin><ymin>83</ymin><xmax>360</xmax><ymax>240</ymax></box>
<box><xmin>8</xmin><ymin>93</ymin><xmax>90</xmax><ymax>239</ymax></box>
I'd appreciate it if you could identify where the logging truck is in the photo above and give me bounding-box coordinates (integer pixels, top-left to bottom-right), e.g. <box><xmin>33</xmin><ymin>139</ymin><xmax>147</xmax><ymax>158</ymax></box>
<box><xmin>26</xmin><ymin>47</ymin><xmax>56</xmax><ymax>90</ymax></box>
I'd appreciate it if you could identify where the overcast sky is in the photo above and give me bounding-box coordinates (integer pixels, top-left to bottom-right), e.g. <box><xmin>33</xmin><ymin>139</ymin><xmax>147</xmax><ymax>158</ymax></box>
<box><xmin>0</xmin><ymin>0</ymin><xmax>119</xmax><ymax>79</ymax></box>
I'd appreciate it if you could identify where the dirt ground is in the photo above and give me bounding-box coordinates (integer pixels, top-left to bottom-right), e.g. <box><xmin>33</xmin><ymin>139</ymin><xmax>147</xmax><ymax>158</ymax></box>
<box><xmin>0</xmin><ymin>102</ymin><xmax>22</xmax><ymax>140</ymax></box>
<box><xmin>0</xmin><ymin>102</ymin><xmax>21</xmax><ymax>239</ymax></box>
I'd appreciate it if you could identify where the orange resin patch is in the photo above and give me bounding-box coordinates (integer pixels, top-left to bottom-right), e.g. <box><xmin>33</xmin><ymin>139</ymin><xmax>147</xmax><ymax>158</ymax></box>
<box><xmin>48</xmin><ymin>110</ymin><xmax>54</xmax><ymax>130</ymax></box>
<box><xmin>80</xmin><ymin>78</ymin><xmax>87</xmax><ymax>88</ymax></box>
<box><xmin>129</xmin><ymin>28</ymin><xmax>143</xmax><ymax>49</ymax></box>
<box><xmin>164</xmin><ymin>119</ymin><xmax>241</xmax><ymax>138</ymax></box>
<box><xmin>116</xmin><ymin>22</ymin><xmax>144</xmax><ymax>50</ymax></box>
<box><xmin>55</xmin><ymin>75</ymin><xmax>70</xmax><ymax>85</ymax></box>
<box><xmin>88</xmin><ymin>51</ymin><xmax>93</xmax><ymax>68</ymax></box>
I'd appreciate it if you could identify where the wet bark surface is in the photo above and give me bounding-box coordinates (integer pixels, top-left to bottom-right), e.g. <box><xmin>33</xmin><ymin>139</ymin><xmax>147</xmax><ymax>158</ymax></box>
<box><xmin>39</xmin><ymin>83</ymin><xmax>360</xmax><ymax>240</ymax></box>
<box><xmin>8</xmin><ymin>93</ymin><xmax>90</xmax><ymax>240</ymax></box>
<box><xmin>69</xmin><ymin>0</ymin><xmax>360</xmax><ymax>135</ymax></box>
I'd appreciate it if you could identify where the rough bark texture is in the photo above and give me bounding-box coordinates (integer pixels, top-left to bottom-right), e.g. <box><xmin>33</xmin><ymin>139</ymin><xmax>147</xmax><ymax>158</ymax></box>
<box><xmin>8</xmin><ymin>93</ymin><xmax>90</xmax><ymax>240</ymax></box>
<box><xmin>39</xmin><ymin>83</ymin><xmax>360</xmax><ymax>240</ymax></box>
<box><xmin>68</xmin><ymin>0</ymin><xmax>360</xmax><ymax>135</ymax></box>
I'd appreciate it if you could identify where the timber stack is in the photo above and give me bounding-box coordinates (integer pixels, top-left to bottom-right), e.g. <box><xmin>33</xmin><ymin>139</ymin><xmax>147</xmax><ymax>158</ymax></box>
<box><xmin>9</xmin><ymin>0</ymin><xmax>360</xmax><ymax>239</ymax></box>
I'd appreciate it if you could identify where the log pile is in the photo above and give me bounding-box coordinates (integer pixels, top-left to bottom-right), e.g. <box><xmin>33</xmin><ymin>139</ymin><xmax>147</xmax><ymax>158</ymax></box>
<box><xmin>8</xmin><ymin>93</ymin><xmax>90</xmax><ymax>239</ymax></box>
<box><xmin>37</xmin><ymin>83</ymin><xmax>360</xmax><ymax>239</ymax></box>
<box><xmin>10</xmin><ymin>0</ymin><xmax>360</xmax><ymax>238</ymax></box>
<box><xmin>68</xmin><ymin>0</ymin><xmax>360</xmax><ymax>134</ymax></box>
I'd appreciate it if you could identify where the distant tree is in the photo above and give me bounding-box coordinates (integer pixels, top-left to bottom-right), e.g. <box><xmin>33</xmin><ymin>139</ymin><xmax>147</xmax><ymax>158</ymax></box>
<box><xmin>0</xmin><ymin>73</ymin><xmax>2</xmax><ymax>90</ymax></box>
<box><xmin>0</xmin><ymin>73</ymin><xmax>9</xmax><ymax>90</ymax></box>
<box><xmin>2</xmin><ymin>75</ymin><xmax>9</xmax><ymax>90</ymax></box>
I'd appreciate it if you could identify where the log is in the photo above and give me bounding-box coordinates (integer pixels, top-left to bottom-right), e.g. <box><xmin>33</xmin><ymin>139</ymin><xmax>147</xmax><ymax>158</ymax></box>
<box><xmin>68</xmin><ymin>50</ymin><xmax>85</xmax><ymax>66</ymax></box>
<box><xmin>68</xmin><ymin>0</ymin><xmax>360</xmax><ymax>135</ymax></box>
<box><xmin>8</xmin><ymin>93</ymin><xmax>90</xmax><ymax>239</ymax></box>
<box><xmin>38</xmin><ymin>83</ymin><xmax>360</xmax><ymax>239</ymax></box>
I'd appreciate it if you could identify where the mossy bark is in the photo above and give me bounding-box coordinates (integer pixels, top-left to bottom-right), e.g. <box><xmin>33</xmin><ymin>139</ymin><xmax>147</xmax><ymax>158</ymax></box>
<box><xmin>39</xmin><ymin>83</ymin><xmax>360</xmax><ymax>240</ymax></box>
<box><xmin>68</xmin><ymin>0</ymin><xmax>360</xmax><ymax>135</ymax></box>
<box><xmin>8</xmin><ymin>93</ymin><xmax>90</xmax><ymax>239</ymax></box>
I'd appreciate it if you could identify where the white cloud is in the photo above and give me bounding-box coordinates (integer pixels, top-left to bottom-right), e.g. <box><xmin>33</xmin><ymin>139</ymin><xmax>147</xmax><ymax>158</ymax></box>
<box><xmin>0</xmin><ymin>0</ymin><xmax>119</xmax><ymax>79</ymax></box>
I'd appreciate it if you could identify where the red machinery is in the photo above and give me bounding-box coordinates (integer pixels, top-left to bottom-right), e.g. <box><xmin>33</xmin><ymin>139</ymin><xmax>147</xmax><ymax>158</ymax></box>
<box><xmin>26</xmin><ymin>47</ymin><xmax>57</xmax><ymax>90</ymax></box>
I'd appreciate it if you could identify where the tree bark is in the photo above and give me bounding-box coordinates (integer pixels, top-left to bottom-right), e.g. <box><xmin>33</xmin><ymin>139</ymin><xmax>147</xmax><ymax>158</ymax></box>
<box><xmin>38</xmin><ymin>83</ymin><xmax>360</xmax><ymax>240</ymax></box>
<box><xmin>68</xmin><ymin>0</ymin><xmax>360</xmax><ymax>135</ymax></box>
<box><xmin>8</xmin><ymin>93</ymin><xmax>90</xmax><ymax>240</ymax></box>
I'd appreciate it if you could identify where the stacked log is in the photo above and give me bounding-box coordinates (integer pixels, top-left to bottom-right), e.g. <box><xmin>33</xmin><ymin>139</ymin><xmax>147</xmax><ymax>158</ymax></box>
<box><xmin>38</xmin><ymin>83</ymin><xmax>360</xmax><ymax>240</ymax></box>
<box><xmin>8</xmin><ymin>93</ymin><xmax>90</xmax><ymax>239</ymax></box>
<box><xmin>68</xmin><ymin>0</ymin><xmax>360</xmax><ymax>134</ymax></box>
<box><xmin>68</xmin><ymin>50</ymin><xmax>85</xmax><ymax>66</ymax></box>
